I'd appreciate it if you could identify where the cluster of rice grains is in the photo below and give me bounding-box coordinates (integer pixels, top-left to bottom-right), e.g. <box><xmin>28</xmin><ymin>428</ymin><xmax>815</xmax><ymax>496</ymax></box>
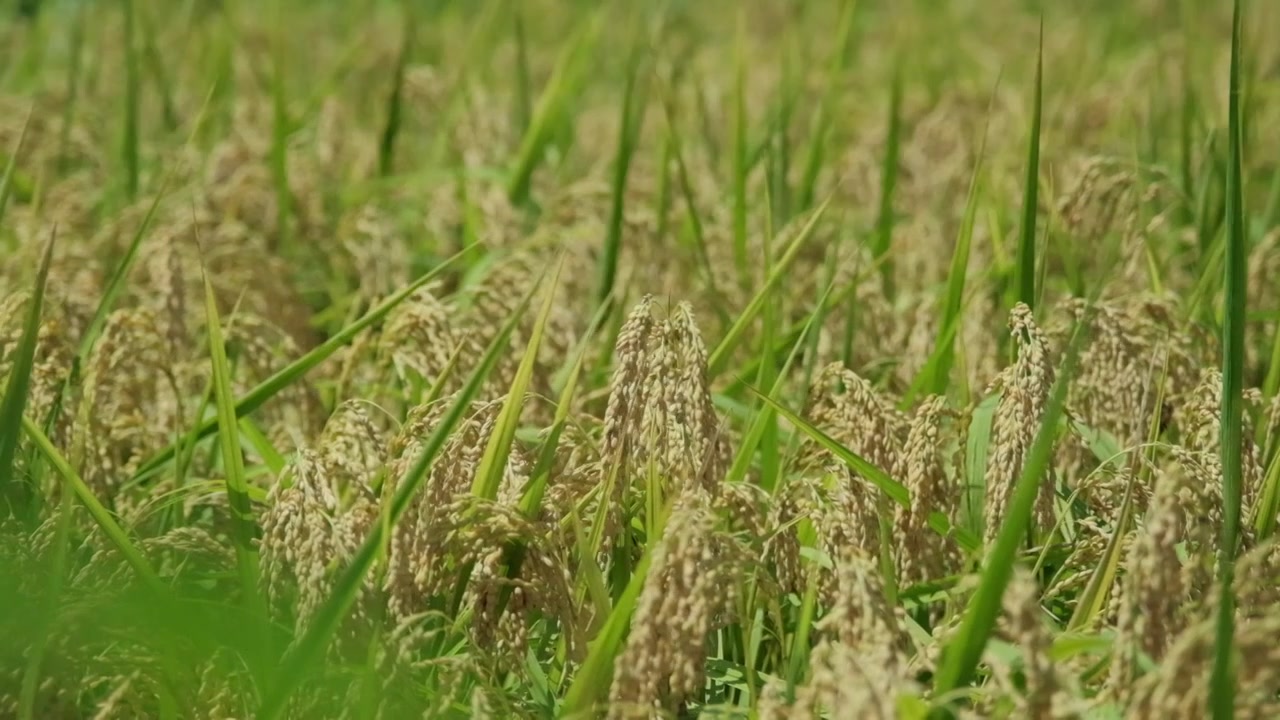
<box><xmin>2</xmin><ymin>0</ymin><xmax>1280</xmax><ymax>718</ymax></box>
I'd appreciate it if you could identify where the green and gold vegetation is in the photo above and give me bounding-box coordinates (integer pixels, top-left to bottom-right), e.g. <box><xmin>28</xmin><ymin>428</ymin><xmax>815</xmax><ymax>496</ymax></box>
<box><xmin>2</xmin><ymin>0</ymin><xmax>1280</xmax><ymax>717</ymax></box>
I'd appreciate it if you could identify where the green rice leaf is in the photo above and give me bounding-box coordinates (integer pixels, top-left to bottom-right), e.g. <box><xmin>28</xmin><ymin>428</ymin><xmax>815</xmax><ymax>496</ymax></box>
<box><xmin>597</xmin><ymin>32</ymin><xmax>650</xmax><ymax>304</ymax></box>
<box><xmin>507</xmin><ymin>13</ymin><xmax>597</xmax><ymax>205</ymax></box>
<box><xmin>0</xmin><ymin>228</ymin><xmax>54</xmax><ymax>519</ymax></box>
<box><xmin>377</xmin><ymin>0</ymin><xmax>415</xmax><ymax>177</ymax></box>
<box><xmin>727</xmin><ymin>279</ymin><xmax>835</xmax><ymax>489</ymax></box>
<box><xmin>707</xmin><ymin>195</ymin><xmax>833</xmax><ymax>379</ymax></box>
<box><xmin>471</xmin><ymin>258</ymin><xmax>560</xmax><ymax>501</ymax></box>
<box><xmin>1015</xmin><ymin>20</ymin><xmax>1044</xmax><ymax>311</ymax></box>
<box><xmin>0</xmin><ymin>105</ymin><xmax>33</xmax><ymax>225</ymax></box>
<box><xmin>664</xmin><ymin>92</ymin><xmax>728</xmax><ymax>322</ymax></box>
<box><xmin>906</xmin><ymin>84</ymin><xmax>995</xmax><ymax>404</ymax></box>
<box><xmin>495</xmin><ymin>297</ymin><xmax>612</xmax><ymax>619</ymax></box>
<box><xmin>22</xmin><ymin>416</ymin><xmax>163</xmax><ymax>595</ymax></box>
<box><xmin>121</xmin><ymin>0</ymin><xmax>140</xmax><ymax>199</ymax></box>
<box><xmin>785</xmin><ymin>569</ymin><xmax>821</xmax><ymax>698</ymax></box>
<box><xmin>447</xmin><ymin>258</ymin><xmax>562</xmax><ymax>613</ymax></box>
<box><xmin>561</xmin><ymin>523</ymin><xmax>656</xmax><ymax>718</ymax></box>
<box><xmin>1210</xmin><ymin>0</ymin><xmax>1247</xmax><ymax>714</ymax></box>
<box><xmin>78</xmin><ymin>183</ymin><xmax>168</xmax><ymax>362</ymax></box>
<box><xmin>873</xmin><ymin>63</ymin><xmax>903</xmax><ymax>299</ymax></box>
<box><xmin>200</xmin><ymin>262</ymin><xmax>262</xmax><ymax>612</ymax></box>
<box><xmin>962</xmin><ymin>392</ymin><xmax>1003</xmax><ymax>538</ymax></box>
<box><xmin>731</xmin><ymin>9</ymin><xmax>750</xmax><ymax>285</ymax></box>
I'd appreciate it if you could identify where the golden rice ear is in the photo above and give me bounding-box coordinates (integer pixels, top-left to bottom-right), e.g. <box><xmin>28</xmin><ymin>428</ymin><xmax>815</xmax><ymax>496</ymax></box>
<box><xmin>219</xmin><ymin>312</ymin><xmax>326</xmax><ymax>449</ymax></box>
<box><xmin>601</xmin><ymin>294</ymin><xmax>657</xmax><ymax>471</ymax></box>
<box><xmin>1175</xmin><ymin>369</ymin><xmax>1267</xmax><ymax>528</ymax></box>
<box><xmin>778</xmin><ymin>549</ymin><xmax>918</xmax><ymax>719</ymax></box>
<box><xmin>989</xmin><ymin>567</ymin><xmax>1076</xmax><ymax>719</ymax></box>
<box><xmin>317</xmin><ymin>400</ymin><xmax>387</xmax><ymax>494</ymax></box>
<box><xmin>458</xmin><ymin>500</ymin><xmax>578</xmax><ymax>665</ymax></box>
<box><xmin>608</xmin><ymin>491</ymin><xmax>747</xmax><ymax>718</ymax></box>
<box><xmin>371</xmin><ymin>283</ymin><xmax>461</xmax><ymax>413</ymax></box>
<box><xmin>895</xmin><ymin>394</ymin><xmax>963</xmax><ymax>588</ymax></box>
<box><xmin>801</xmin><ymin>363</ymin><xmax>909</xmax><ymax>478</ymax></box>
<box><xmin>258</xmin><ymin>449</ymin><xmax>342</xmax><ymax>634</ymax></box>
<box><xmin>984</xmin><ymin>303</ymin><xmax>1057</xmax><ymax>547</ymax></box>
<box><xmin>74</xmin><ymin>307</ymin><xmax>179</xmax><ymax>513</ymax></box>
<box><xmin>595</xmin><ymin>295</ymin><xmax>726</xmax><ymax>565</ymax></box>
<box><xmin>1108</xmin><ymin>451</ymin><xmax>1219</xmax><ymax>699</ymax></box>
<box><xmin>1124</xmin><ymin>610</ymin><xmax>1280</xmax><ymax>720</ymax></box>
<box><xmin>817</xmin><ymin>547</ymin><xmax>905</xmax><ymax>652</ymax></box>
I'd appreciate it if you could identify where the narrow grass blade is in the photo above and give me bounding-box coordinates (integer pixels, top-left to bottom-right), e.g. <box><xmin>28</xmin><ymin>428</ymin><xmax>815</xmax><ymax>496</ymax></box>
<box><xmin>0</xmin><ymin>228</ymin><xmax>54</xmax><ymax>519</ymax></box>
<box><xmin>962</xmin><ymin>393</ymin><xmax>1000</xmax><ymax>539</ymax></box>
<box><xmin>770</xmin><ymin>37</ymin><xmax>796</xmax><ymax>224</ymax></box>
<box><xmin>797</xmin><ymin>0</ymin><xmax>858</xmax><ymax>213</ymax></box>
<box><xmin>1262</xmin><ymin>318</ymin><xmax>1280</xmax><ymax>417</ymax></box>
<box><xmin>902</xmin><ymin>319</ymin><xmax>962</xmax><ymax>411</ymax></box>
<box><xmin>757</xmin><ymin>181</ymin><xmax>781</xmax><ymax>488</ymax></box>
<box><xmin>201</xmin><ymin>264</ymin><xmax>263</xmax><ymax>613</ymax></box>
<box><xmin>873</xmin><ymin>63</ymin><xmax>903</xmax><ymax>299</ymax></box>
<box><xmin>664</xmin><ymin>94</ymin><xmax>728</xmax><ymax>321</ymax></box>
<box><xmin>561</xmin><ymin>528</ymin><xmax>655</xmax><ymax>718</ymax></box>
<box><xmin>269</xmin><ymin>22</ymin><xmax>292</xmax><ymax>248</ymax></box>
<box><xmin>377</xmin><ymin>0</ymin><xmax>414</xmax><ymax>177</ymax></box>
<box><xmin>707</xmin><ymin>195</ymin><xmax>833</xmax><ymax>378</ymax></box>
<box><xmin>730</xmin><ymin>9</ymin><xmax>749</xmax><ymax>285</ymax></box>
<box><xmin>521</xmin><ymin>300</ymin><xmax>607</xmax><ymax>514</ymax></box>
<box><xmin>77</xmin><ymin>183</ymin><xmax>168</xmax><ymax>361</ymax></box>
<box><xmin>905</xmin><ymin>83</ymin><xmax>996</xmax><ymax>405</ymax></box>
<box><xmin>22</xmin><ymin>416</ymin><xmax>163</xmax><ymax>594</ymax></box>
<box><xmin>0</xmin><ymin>108</ymin><xmax>33</xmax><ymax>226</ymax></box>
<box><xmin>1256</xmin><ymin>449</ymin><xmax>1280</xmax><ymax>539</ymax></box>
<box><xmin>1210</xmin><ymin>0</ymin><xmax>1247</xmax><ymax>715</ymax></box>
<box><xmin>512</xmin><ymin>5</ymin><xmax>532</xmax><ymax>134</ymax></box>
<box><xmin>569</xmin><ymin>503</ymin><xmax>613</xmax><ymax>638</ymax></box>
<box><xmin>785</xmin><ymin>570</ymin><xmax>821</xmax><ymax>697</ymax></box>
<box><xmin>446</xmin><ymin>259</ymin><xmax>561</xmax><ymax>611</ymax></box>
<box><xmin>1262</xmin><ymin>153</ymin><xmax>1280</xmax><ymax>240</ymax></box>
<box><xmin>931</xmin><ymin>311</ymin><xmax>1090</xmax><ymax>699</ymax></box>
<box><xmin>1015</xmin><ymin>20</ymin><xmax>1044</xmax><ymax>311</ymax></box>
<box><xmin>597</xmin><ymin>36</ymin><xmax>649</xmax><ymax>303</ymax></box>
<box><xmin>240</xmin><ymin>417</ymin><xmax>286</xmax><ymax>477</ymax></box>
<box><xmin>1195</xmin><ymin>133</ymin><xmax>1227</xmax><ymax>265</ymax></box>
<box><xmin>653</xmin><ymin>131</ymin><xmax>674</xmax><ymax>244</ymax></box>
<box><xmin>130</xmin><ymin>246</ymin><xmax>476</xmax><ymax>481</ymax></box>
<box><xmin>934</xmin><ymin>165</ymin><xmax>983</xmax><ymax>386</ymax></box>
<box><xmin>470</xmin><ymin>262</ymin><xmax>556</xmax><ymax>498</ymax></box>
<box><xmin>121</xmin><ymin>0</ymin><xmax>140</xmax><ymax>199</ymax></box>
<box><xmin>56</xmin><ymin>4</ymin><xmax>86</xmax><ymax>172</ymax></box>
<box><xmin>17</xmin><ymin>471</ymin><xmax>75</xmax><ymax>720</ymax></box>
<box><xmin>749</xmin><ymin>388</ymin><xmax>980</xmax><ymax>554</ymax></box>
<box><xmin>726</xmin><ymin>279</ymin><xmax>835</xmax><ymax>489</ymax></box>
<box><xmin>256</xmin><ymin>281</ymin><xmax>537</xmax><ymax>720</ymax></box>
<box><xmin>1178</xmin><ymin>40</ymin><xmax>1197</xmax><ymax>224</ymax></box>
<box><xmin>138</xmin><ymin>2</ymin><xmax>178</xmax><ymax>131</ymax></box>
<box><xmin>495</xmin><ymin>298</ymin><xmax>610</xmax><ymax>617</ymax></box>
<box><xmin>507</xmin><ymin>14</ymin><xmax>597</xmax><ymax>205</ymax></box>
<box><xmin>1068</xmin><ymin>366</ymin><xmax>1169</xmax><ymax>631</ymax></box>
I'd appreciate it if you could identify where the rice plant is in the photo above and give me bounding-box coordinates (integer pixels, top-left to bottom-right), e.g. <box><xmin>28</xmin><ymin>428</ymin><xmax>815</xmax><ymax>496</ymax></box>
<box><xmin>1</xmin><ymin>1</ymin><xmax>1278</xmax><ymax>718</ymax></box>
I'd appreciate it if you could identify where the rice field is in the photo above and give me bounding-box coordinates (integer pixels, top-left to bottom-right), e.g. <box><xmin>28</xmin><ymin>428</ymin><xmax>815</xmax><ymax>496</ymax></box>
<box><xmin>2</xmin><ymin>0</ymin><xmax>1279</xmax><ymax>717</ymax></box>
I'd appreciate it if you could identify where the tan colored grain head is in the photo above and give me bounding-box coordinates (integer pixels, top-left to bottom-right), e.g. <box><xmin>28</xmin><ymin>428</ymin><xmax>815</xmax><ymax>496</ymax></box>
<box><xmin>895</xmin><ymin>394</ymin><xmax>963</xmax><ymax>587</ymax></box>
<box><xmin>608</xmin><ymin>490</ymin><xmax>746</xmax><ymax>719</ymax></box>
<box><xmin>983</xmin><ymin>303</ymin><xmax>1056</xmax><ymax>546</ymax></box>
